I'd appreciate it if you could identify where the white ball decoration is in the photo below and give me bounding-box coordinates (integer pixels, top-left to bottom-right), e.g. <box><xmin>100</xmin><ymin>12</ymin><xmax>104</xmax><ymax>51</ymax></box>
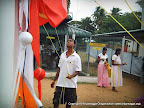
<box><xmin>19</xmin><ymin>32</ymin><xmax>33</xmax><ymax>46</ymax></box>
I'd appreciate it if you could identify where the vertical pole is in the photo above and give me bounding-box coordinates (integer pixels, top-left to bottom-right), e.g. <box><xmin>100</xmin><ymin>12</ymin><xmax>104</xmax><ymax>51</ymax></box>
<box><xmin>121</xmin><ymin>36</ymin><xmax>125</xmax><ymax>63</ymax></box>
<box><xmin>111</xmin><ymin>39</ymin><xmax>115</xmax><ymax>66</ymax></box>
<box><xmin>64</xmin><ymin>34</ymin><xmax>67</xmax><ymax>51</ymax></box>
<box><xmin>141</xmin><ymin>5</ymin><xmax>144</xmax><ymax>30</ymax></box>
<box><xmin>96</xmin><ymin>49</ymin><xmax>98</xmax><ymax>59</ymax></box>
<box><xmin>75</xmin><ymin>39</ymin><xmax>78</xmax><ymax>52</ymax></box>
<box><xmin>87</xmin><ymin>36</ymin><xmax>92</xmax><ymax>74</ymax></box>
<box><xmin>112</xmin><ymin>40</ymin><xmax>114</xmax><ymax>50</ymax></box>
<box><xmin>0</xmin><ymin>0</ymin><xmax>16</xmax><ymax>107</ymax></box>
<box><xmin>110</xmin><ymin>48</ymin><xmax>113</xmax><ymax>66</ymax></box>
<box><xmin>130</xmin><ymin>54</ymin><xmax>133</xmax><ymax>74</ymax></box>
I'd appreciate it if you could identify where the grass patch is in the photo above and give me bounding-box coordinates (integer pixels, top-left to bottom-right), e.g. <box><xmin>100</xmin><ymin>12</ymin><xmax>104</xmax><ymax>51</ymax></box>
<box><xmin>77</xmin><ymin>51</ymin><xmax>88</xmax><ymax>73</ymax></box>
<box><xmin>89</xmin><ymin>63</ymin><xmax>98</xmax><ymax>76</ymax></box>
<box><xmin>77</xmin><ymin>51</ymin><xmax>98</xmax><ymax>76</ymax></box>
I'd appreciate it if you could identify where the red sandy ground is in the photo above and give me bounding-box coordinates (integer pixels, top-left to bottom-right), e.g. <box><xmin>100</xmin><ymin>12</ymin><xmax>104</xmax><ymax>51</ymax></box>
<box><xmin>17</xmin><ymin>73</ymin><xmax>144</xmax><ymax>108</ymax></box>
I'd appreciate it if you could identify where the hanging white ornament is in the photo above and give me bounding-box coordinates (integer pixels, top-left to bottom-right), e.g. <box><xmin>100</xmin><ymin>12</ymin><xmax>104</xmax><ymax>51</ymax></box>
<box><xmin>19</xmin><ymin>32</ymin><xmax>33</xmax><ymax>46</ymax></box>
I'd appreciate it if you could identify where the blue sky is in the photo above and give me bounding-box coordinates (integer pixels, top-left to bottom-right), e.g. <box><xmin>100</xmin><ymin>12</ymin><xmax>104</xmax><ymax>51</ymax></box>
<box><xmin>69</xmin><ymin>0</ymin><xmax>142</xmax><ymax>21</ymax></box>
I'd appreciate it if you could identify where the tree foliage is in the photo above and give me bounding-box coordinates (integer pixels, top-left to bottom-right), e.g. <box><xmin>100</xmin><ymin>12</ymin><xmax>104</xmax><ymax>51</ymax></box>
<box><xmin>111</xmin><ymin>7</ymin><xmax>122</xmax><ymax>15</ymax></box>
<box><xmin>92</xmin><ymin>7</ymin><xmax>141</xmax><ymax>34</ymax></box>
<box><xmin>68</xmin><ymin>4</ymin><xmax>142</xmax><ymax>35</ymax></box>
<box><xmin>98</xmin><ymin>11</ymin><xmax>141</xmax><ymax>33</ymax></box>
<box><xmin>67</xmin><ymin>0</ymin><xmax>71</xmax><ymax>13</ymax></box>
<box><xmin>79</xmin><ymin>17</ymin><xmax>95</xmax><ymax>33</ymax></box>
<box><xmin>92</xmin><ymin>6</ymin><xmax>106</xmax><ymax>29</ymax></box>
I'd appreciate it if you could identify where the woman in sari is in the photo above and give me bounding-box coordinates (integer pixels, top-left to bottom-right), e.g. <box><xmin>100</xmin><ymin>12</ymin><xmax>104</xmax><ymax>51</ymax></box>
<box><xmin>96</xmin><ymin>47</ymin><xmax>110</xmax><ymax>87</ymax></box>
<box><xmin>111</xmin><ymin>48</ymin><xmax>126</xmax><ymax>92</ymax></box>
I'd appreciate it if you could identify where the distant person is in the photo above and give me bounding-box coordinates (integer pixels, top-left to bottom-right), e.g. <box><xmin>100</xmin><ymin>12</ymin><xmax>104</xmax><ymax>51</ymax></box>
<box><xmin>51</xmin><ymin>38</ymin><xmax>82</xmax><ymax>108</ymax></box>
<box><xmin>96</xmin><ymin>47</ymin><xmax>110</xmax><ymax>87</ymax></box>
<box><xmin>140</xmin><ymin>56</ymin><xmax>144</xmax><ymax>84</ymax></box>
<box><xmin>124</xmin><ymin>45</ymin><xmax>128</xmax><ymax>52</ymax></box>
<box><xmin>111</xmin><ymin>48</ymin><xmax>126</xmax><ymax>92</ymax></box>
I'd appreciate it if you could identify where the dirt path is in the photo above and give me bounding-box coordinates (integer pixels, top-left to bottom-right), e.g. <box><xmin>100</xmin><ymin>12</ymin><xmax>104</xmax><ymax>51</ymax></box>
<box><xmin>18</xmin><ymin>73</ymin><xmax>144</xmax><ymax>108</ymax></box>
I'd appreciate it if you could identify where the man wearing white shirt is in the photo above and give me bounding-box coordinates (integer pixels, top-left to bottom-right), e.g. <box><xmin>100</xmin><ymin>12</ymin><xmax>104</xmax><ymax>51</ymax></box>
<box><xmin>51</xmin><ymin>38</ymin><xmax>82</xmax><ymax>108</ymax></box>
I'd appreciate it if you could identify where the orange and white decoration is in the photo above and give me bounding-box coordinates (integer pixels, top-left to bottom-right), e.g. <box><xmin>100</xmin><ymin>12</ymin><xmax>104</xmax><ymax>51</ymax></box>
<box><xmin>0</xmin><ymin>0</ymin><xmax>67</xmax><ymax>108</ymax></box>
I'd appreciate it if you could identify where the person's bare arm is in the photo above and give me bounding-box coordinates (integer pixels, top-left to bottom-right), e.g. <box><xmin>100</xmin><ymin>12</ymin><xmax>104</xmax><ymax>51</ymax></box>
<box><xmin>112</xmin><ymin>60</ymin><xmax>126</xmax><ymax>66</ymax></box>
<box><xmin>66</xmin><ymin>71</ymin><xmax>79</xmax><ymax>79</ymax></box>
<box><xmin>51</xmin><ymin>68</ymin><xmax>60</xmax><ymax>88</ymax></box>
<box><xmin>96</xmin><ymin>56</ymin><xmax>104</xmax><ymax>62</ymax></box>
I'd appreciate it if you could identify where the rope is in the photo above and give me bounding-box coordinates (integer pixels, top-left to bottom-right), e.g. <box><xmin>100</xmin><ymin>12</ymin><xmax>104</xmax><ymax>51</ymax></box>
<box><xmin>42</xmin><ymin>25</ymin><xmax>60</xmax><ymax>58</ymax></box>
<box><xmin>93</xmin><ymin>0</ymin><xmax>144</xmax><ymax>49</ymax></box>
<box><xmin>55</xmin><ymin>27</ymin><xmax>63</xmax><ymax>53</ymax></box>
<box><xmin>43</xmin><ymin>24</ymin><xmax>72</xmax><ymax>76</ymax></box>
<box><xmin>124</xmin><ymin>0</ymin><xmax>144</xmax><ymax>26</ymax></box>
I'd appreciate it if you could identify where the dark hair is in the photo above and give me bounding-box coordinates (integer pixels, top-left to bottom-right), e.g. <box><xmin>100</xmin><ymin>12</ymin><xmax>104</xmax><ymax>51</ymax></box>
<box><xmin>68</xmin><ymin>38</ymin><xmax>76</xmax><ymax>44</ymax></box>
<box><xmin>115</xmin><ymin>48</ymin><xmax>121</xmax><ymax>54</ymax></box>
<box><xmin>103</xmin><ymin>47</ymin><xmax>107</xmax><ymax>51</ymax></box>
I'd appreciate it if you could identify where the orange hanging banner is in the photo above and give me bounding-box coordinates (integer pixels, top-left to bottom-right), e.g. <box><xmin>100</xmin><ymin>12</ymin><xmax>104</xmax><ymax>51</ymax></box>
<box><xmin>39</xmin><ymin>0</ymin><xmax>68</xmax><ymax>27</ymax></box>
<box><xmin>30</xmin><ymin>0</ymin><xmax>40</xmax><ymax>66</ymax></box>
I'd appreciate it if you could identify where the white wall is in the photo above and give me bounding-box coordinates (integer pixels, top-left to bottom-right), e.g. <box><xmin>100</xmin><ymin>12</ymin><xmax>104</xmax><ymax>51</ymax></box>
<box><xmin>138</xmin><ymin>43</ymin><xmax>144</xmax><ymax>57</ymax></box>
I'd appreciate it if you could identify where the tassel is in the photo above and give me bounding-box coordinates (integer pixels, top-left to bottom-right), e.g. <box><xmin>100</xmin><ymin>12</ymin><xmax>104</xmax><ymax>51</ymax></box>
<box><xmin>38</xmin><ymin>80</ymin><xmax>41</xmax><ymax>100</ymax></box>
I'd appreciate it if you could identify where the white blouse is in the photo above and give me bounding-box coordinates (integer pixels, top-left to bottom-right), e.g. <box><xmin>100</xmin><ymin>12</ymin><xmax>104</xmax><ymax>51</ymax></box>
<box><xmin>112</xmin><ymin>54</ymin><xmax>121</xmax><ymax>64</ymax></box>
<box><xmin>98</xmin><ymin>53</ymin><xmax>108</xmax><ymax>64</ymax></box>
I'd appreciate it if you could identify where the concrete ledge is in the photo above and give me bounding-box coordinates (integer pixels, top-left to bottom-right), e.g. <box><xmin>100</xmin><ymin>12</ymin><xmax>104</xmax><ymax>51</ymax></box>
<box><xmin>45</xmin><ymin>72</ymin><xmax>111</xmax><ymax>83</ymax></box>
<box><xmin>45</xmin><ymin>72</ymin><xmax>56</xmax><ymax>77</ymax></box>
<box><xmin>77</xmin><ymin>76</ymin><xmax>97</xmax><ymax>83</ymax></box>
<box><xmin>78</xmin><ymin>77</ymin><xmax>111</xmax><ymax>83</ymax></box>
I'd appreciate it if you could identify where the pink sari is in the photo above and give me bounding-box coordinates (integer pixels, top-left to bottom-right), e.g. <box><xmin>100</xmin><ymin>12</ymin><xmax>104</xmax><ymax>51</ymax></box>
<box><xmin>97</xmin><ymin>64</ymin><xmax>110</xmax><ymax>87</ymax></box>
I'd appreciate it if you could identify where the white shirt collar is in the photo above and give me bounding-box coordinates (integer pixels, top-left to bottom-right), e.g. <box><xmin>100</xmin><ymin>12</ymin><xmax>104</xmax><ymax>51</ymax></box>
<box><xmin>64</xmin><ymin>50</ymin><xmax>76</xmax><ymax>56</ymax></box>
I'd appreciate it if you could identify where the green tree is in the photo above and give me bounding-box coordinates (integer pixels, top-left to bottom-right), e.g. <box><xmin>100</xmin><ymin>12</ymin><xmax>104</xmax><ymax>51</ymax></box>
<box><xmin>67</xmin><ymin>0</ymin><xmax>71</xmax><ymax>13</ymax></box>
<box><xmin>98</xmin><ymin>11</ymin><xmax>141</xmax><ymax>33</ymax></box>
<box><xmin>92</xmin><ymin>6</ymin><xmax>106</xmax><ymax>30</ymax></box>
<box><xmin>79</xmin><ymin>17</ymin><xmax>95</xmax><ymax>33</ymax></box>
<box><xmin>68</xmin><ymin>17</ymin><xmax>94</xmax><ymax>33</ymax></box>
<box><xmin>111</xmin><ymin>7</ymin><xmax>122</xmax><ymax>15</ymax></box>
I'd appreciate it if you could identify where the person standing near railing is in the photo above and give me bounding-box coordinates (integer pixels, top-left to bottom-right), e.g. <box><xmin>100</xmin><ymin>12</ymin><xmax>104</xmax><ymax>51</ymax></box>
<box><xmin>111</xmin><ymin>48</ymin><xmax>126</xmax><ymax>92</ymax></box>
<box><xmin>96</xmin><ymin>47</ymin><xmax>110</xmax><ymax>87</ymax></box>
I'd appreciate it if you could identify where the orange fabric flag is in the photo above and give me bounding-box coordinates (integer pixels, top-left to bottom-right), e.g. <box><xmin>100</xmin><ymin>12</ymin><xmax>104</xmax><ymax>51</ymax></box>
<box><xmin>30</xmin><ymin>0</ymin><xmax>67</xmax><ymax>67</ymax></box>
<box><xmin>39</xmin><ymin>0</ymin><xmax>68</xmax><ymax>27</ymax></box>
<box><xmin>30</xmin><ymin>0</ymin><xmax>40</xmax><ymax>66</ymax></box>
<box><xmin>38</xmin><ymin>0</ymin><xmax>49</xmax><ymax>26</ymax></box>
